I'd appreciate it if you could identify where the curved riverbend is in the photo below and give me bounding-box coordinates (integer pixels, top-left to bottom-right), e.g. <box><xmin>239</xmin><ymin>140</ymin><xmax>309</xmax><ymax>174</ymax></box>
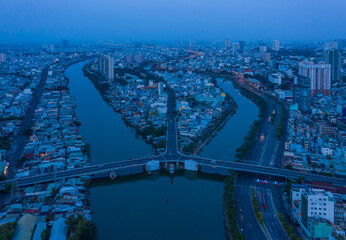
<box><xmin>65</xmin><ymin>62</ymin><xmax>228</xmax><ymax>240</ymax></box>
<box><xmin>65</xmin><ymin>62</ymin><xmax>259</xmax><ymax>239</ymax></box>
<box><xmin>201</xmin><ymin>79</ymin><xmax>259</xmax><ymax>160</ymax></box>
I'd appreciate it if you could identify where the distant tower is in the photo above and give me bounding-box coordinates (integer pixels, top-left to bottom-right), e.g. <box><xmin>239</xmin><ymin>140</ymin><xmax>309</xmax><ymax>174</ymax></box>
<box><xmin>323</xmin><ymin>49</ymin><xmax>341</xmax><ymax>82</ymax></box>
<box><xmin>232</xmin><ymin>42</ymin><xmax>240</xmax><ymax>54</ymax></box>
<box><xmin>259</xmin><ymin>44</ymin><xmax>267</xmax><ymax>53</ymax></box>
<box><xmin>98</xmin><ymin>55</ymin><xmax>114</xmax><ymax>83</ymax></box>
<box><xmin>294</xmin><ymin>76</ymin><xmax>311</xmax><ymax>113</ymax></box>
<box><xmin>0</xmin><ymin>53</ymin><xmax>6</xmax><ymax>63</ymax></box>
<box><xmin>62</xmin><ymin>40</ymin><xmax>69</xmax><ymax>49</ymax></box>
<box><xmin>272</xmin><ymin>40</ymin><xmax>280</xmax><ymax>51</ymax></box>
<box><xmin>225</xmin><ymin>38</ymin><xmax>230</xmax><ymax>49</ymax></box>
<box><xmin>239</xmin><ymin>41</ymin><xmax>246</xmax><ymax>52</ymax></box>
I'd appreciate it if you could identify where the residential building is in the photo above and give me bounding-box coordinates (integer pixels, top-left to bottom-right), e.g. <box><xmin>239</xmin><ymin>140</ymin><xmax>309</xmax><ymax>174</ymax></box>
<box><xmin>225</xmin><ymin>38</ymin><xmax>230</xmax><ymax>49</ymax></box>
<box><xmin>298</xmin><ymin>61</ymin><xmax>331</xmax><ymax>97</ymax></box>
<box><xmin>0</xmin><ymin>53</ymin><xmax>6</xmax><ymax>63</ymax></box>
<box><xmin>98</xmin><ymin>55</ymin><xmax>114</xmax><ymax>82</ymax></box>
<box><xmin>294</xmin><ymin>76</ymin><xmax>311</xmax><ymax>113</ymax></box>
<box><xmin>269</xmin><ymin>73</ymin><xmax>283</xmax><ymax>85</ymax></box>
<box><xmin>272</xmin><ymin>40</ymin><xmax>280</xmax><ymax>51</ymax></box>
<box><xmin>301</xmin><ymin>189</ymin><xmax>335</xmax><ymax>229</ymax></box>
<box><xmin>323</xmin><ymin>49</ymin><xmax>342</xmax><ymax>82</ymax></box>
<box><xmin>259</xmin><ymin>44</ymin><xmax>267</xmax><ymax>53</ymax></box>
<box><xmin>239</xmin><ymin>41</ymin><xmax>245</xmax><ymax>52</ymax></box>
<box><xmin>232</xmin><ymin>42</ymin><xmax>240</xmax><ymax>54</ymax></box>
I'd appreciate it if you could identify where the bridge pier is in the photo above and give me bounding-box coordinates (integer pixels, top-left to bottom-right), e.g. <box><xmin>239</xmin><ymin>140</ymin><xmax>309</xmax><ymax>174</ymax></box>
<box><xmin>184</xmin><ymin>160</ymin><xmax>199</xmax><ymax>171</ymax></box>
<box><xmin>145</xmin><ymin>160</ymin><xmax>161</xmax><ymax>172</ymax></box>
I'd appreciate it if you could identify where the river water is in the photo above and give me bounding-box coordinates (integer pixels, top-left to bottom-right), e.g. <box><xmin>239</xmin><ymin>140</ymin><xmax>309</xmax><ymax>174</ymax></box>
<box><xmin>65</xmin><ymin>62</ymin><xmax>258</xmax><ymax>240</ymax></box>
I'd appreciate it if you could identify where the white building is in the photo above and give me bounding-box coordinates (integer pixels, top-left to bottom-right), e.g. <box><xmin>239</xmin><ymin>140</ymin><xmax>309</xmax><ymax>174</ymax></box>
<box><xmin>272</xmin><ymin>40</ymin><xmax>280</xmax><ymax>51</ymax></box>
<box><xmin>269</xmin><ymin>73</ymin><xmax>283</xmax><ymax>85</ymax></box>
<box><xmin>302</xmin><ymin>189</ymin><xmax>335</xmax><ymax>226</ymax></box>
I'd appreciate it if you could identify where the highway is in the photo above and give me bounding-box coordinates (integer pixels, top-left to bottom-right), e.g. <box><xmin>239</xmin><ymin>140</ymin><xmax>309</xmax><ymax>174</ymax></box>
<box><xmin>256</xmin><ymin>184</ymin><xmax>290</xmax><ymax>240</ymax></box>
<box><xmin>236</xmin><ymin>174</ymin><xmax>267</xmax><ymax>240</ymax></box>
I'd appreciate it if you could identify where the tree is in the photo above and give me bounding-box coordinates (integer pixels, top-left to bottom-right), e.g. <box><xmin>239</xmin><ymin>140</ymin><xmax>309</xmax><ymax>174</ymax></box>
<box><xmin>66</xmin><ymin>215</ymin><xmax>97</xmax><ymax>240</ymax></box>
<box><xmin>4</xmin><ymin>183</ymin><xmax>13</xmax><ymax>193</ymax></box>
<box><xmin>41</xmin><ymin>228</ymin><xmax>51</xmax><ymax>240</ymax></box>
<box><xmin>0</xmin><ymin>222</ymin><xmax>16</xmax><ymax>240</ymax></box>
<box><xmin>22</xmin><ymin>128</ymin><xmax>33</xmax><ymax>136</ymax></box>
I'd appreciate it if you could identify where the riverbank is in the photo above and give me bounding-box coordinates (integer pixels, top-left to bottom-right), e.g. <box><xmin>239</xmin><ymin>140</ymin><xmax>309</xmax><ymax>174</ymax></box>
<box><xmin>191</xmin><ymin>87</ymin><xmax>238</xmax><ymax>155</ymax></box>
<box><xmin>82</xmin><ymin>62</ymin><xmax>166</xmax><ymax>154</ymax></box>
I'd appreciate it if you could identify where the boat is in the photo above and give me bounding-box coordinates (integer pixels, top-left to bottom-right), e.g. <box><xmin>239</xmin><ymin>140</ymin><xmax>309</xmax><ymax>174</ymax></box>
<box><xmin>168</xmin><ymin>163</ymin><xmax>175</xmax><ymax>174</ymax></box>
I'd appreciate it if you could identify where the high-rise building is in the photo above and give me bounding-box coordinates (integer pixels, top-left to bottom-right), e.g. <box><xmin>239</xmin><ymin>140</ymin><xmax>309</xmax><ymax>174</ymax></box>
<box><xmin>298</xmin><ymin>62</ymin><xmax>331</xmax><ymax>97</ymax></box>
<box><xmin>98</xmin><ymin>55</ymin><xmax>114</xmax><ymax>83</ymax></box>
<box><xmin>239</xmin><ymin>41</ymin><xmax>245</xmax><ymax>52</ymax></box>
<box><xmin>232</xmin><ymin>42</ymin><xmax>240</xmax><ymax>54</ymax></box>
<box><xmin>225</xmin><ymin>38</ymin><xmax>230</xmax><ymax>49</ymax></box>
<box><xmin>158</xmin><ymin>82</ymin><xmax>164</xmax><ymax>96</ymax></box>
<box><xmin>62</xmin><ymin>40</ymin><xmax>69</xmax><ymax>49</ymax></box>
<box><xmin>0</xmin><ymin>53</ymin><xmax>6</xmax><ymax>63</ymax></box>
<box><xmin>334</xmin><ymin>39</ymin><xmax>346</xmax><ymax>49</ymax></box>
<box><xmin>272</xmin><ymin>40</ymin><xmax>280</xmax><ymax>51</ymax></box>
<box><xmin>294</xmin><ymin>76</ymin><xmax>311</xmax><ymax>113</ymax></box>
<box><xmin>323</xmin><ymin>49</ymin><xmax>341</xmax><ymax>82</ymax></box>
<box><xmin>259</xmin><ymin>44</ymin><xmax>267</xmax><ymax>53</ymax></box>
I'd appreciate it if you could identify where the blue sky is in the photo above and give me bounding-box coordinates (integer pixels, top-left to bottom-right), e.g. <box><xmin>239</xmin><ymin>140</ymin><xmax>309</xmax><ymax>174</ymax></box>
<box><xmin>0</xmin><ymin>0</ymin><xmax>345</xmax><ymax>43</ymax></box>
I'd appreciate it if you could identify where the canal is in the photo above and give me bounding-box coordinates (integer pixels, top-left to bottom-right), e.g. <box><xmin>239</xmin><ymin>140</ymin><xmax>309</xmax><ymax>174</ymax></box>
<box><xmin>65</xmin><ymin>62</ymin><xmax>258</xmax><ymax>240</ymax></box>
<box><xmin>201</xmin><ymin>79</ymin><xmax>259</xmax><ymax>160</ymax></box>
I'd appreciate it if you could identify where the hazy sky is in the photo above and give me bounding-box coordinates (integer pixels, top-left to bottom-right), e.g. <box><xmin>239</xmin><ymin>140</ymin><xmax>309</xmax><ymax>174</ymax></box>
<box><xmin>1</xmin><ymin>0</ymin><xmax>345</xmax><ymax>43</ymax></box>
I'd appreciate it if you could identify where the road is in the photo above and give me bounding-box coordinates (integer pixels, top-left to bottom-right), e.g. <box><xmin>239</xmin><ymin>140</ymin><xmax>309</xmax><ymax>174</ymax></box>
<box><xmin>256</xmin><ymin>184</ymin><xmax>290</xmax><ymax>240</ymax></box>
<box><xmin>164</xmin><ymin>90</ymin><xmax>180</xmax><ymax>160</ymax></box>
<box><xmin>236</xmin><ymin>174</ymin><xmax>267</xmax><ymax>240</ymax></box>
<box><xmin>216</xmin><ymin>73</ymin><xmax>290</xmax><ymax>240</ymax></box>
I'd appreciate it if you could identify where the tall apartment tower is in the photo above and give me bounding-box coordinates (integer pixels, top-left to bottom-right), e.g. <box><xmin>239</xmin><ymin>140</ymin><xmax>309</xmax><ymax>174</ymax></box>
<box><xmin>225</xmin><ymin>38</ymin><xmax>230</xmax><ymax>49</ymax></box>
<box><xmin>323</xmin><ymin>49</ymin><xmax>341</xmax><ymax>82</ymax></box>
<box><xmin>98</xmin><ymin>55</ymin><xmax>114</xmax><ymax>83</ymax></box>
<box><xmin>239</xmin><ymin>41</ymin><xmax>246</xmax><ymax>52</ymax></box>
<box><xmin>0</xmin><ymin>53</ymin><xmax>6</xmax><ymax>63</ymax></box>
<box><xmin>298</xmin><ymin>62</ymin><xmax>331</xmax><ymax>97</ymax></box>
<box><xmin>294</xmin><ymin>76</ymin><xmax>311</xmax><ymax>113</ymax></box>
<box><xmin>232</xmin><ymin>42</ymin><xmax>240</xmax><ymax>54</ymax></box>
<box><xmin>272</xmin><ymin>40</ymin><xmax>280</xmax><ymax>51</ymax></box>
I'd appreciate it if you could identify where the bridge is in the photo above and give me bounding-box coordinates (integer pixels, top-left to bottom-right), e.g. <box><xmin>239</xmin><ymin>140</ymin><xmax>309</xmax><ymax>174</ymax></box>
<box><xmin>1</xmin><ymin>84</ymin><xmax>345</xmax><ymax>191</ymax></box>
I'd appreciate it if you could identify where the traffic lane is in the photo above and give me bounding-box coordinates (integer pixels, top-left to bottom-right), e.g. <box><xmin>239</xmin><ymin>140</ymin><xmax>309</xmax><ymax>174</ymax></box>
<box><xmin>236</xmin><ymin>174</ymin><xmax>267</xmax><ymax>240</ymax></box>
<box><xmin>257</xmin><ymin>186</ymin><xmax>289</xmax><ymax>240</ymax></box>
